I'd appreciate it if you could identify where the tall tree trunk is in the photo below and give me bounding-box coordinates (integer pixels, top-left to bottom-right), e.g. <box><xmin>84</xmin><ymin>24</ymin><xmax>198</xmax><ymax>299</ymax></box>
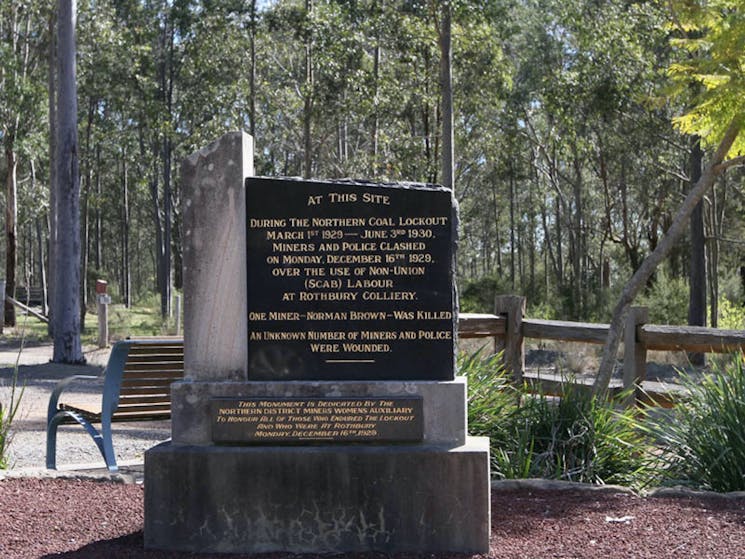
<box><xmin>161</xmin><ymin>136</ymin><xmax>172</xmax><ymax>318</ymax></box>
<box><xmin>249</xmin><ymin>0</ymin><xmax>257</xmax><ymax>138</ymax></box>
<box><xmin>79</xmin><ymin>97</ymin><xmax>95</xmax><ymax>333</ymax></box>
<box><xmin>4</xmin><ymin>145</ymin><xmax>17</xmax><ymax>327</ymax></box>
<box><xmin>122</xmin><ymin>151</ymin><xmax>131</xmax><ymax>307</ymax></box>
<box><xmin>80</xmin><ymin>173</ymin><xmax>88</xmax><ymax>333</ymax></box>
<box><xmin>593</xmin><ymin>118</ymin><xmax>741</xmax><ymax>395</ymax></box>
<box><xmin>491</xmin><ymin>178</ymin><xmax>502</xmax><ymax>275</ymax></box>
<box><xmin>94</xmin><ymin>142</ymin><xmax>101</xmax><ymax>270</ymax></box>
<box><xmin>572</xmin><ymin>154</ymin><xmax>584</xmax><ymax>318</ymax></box>
<box><xmin>370</xmin><ymin>38</ymin><xmax>380</xmax><ymax>176</ymax></box>
<box><xmin>303</xmin><ymin>0</ymin><xmax>314</xmax><ymax>179</ymax></box>
<box><xmin>509</xmin><ymin>171</ymin><xmax>516</xmax><ymax>290</ymax></box>
<box><xmin>36</xmin><ymin>217</ymin><xmax>47</xmax><ymax>316</ymax></box>
<box><xmin>688</xmin><ymin>136</ymin><xmax>706</xmax><ymax>364</ymax></box>
<box><xmin>53</xmin><ymin>0</ymin><xmax>84</xmax><ymax>363</ymax></box>
<box><xmin>155</xmin><ymin>11</ymin><xmax>174</xmax><ymax>318</ymax></box>
<box><xmin>47</xmin><ymin>10</ymin><xmax>57</xmax><ymax>336</ymax></box>
<box><xmin>437</xmin><ymin>0</ymin><xmax>454</xmax><ymax>190</ymax></box>
<box><xmin>707</xmin><ymin>172</ymin><xmax>726</xmax><ymax>328</ymax></box>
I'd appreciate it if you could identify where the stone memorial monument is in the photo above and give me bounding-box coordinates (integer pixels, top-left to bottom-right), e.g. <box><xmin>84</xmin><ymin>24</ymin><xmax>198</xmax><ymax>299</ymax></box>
<box><xmin>144</xmin><ymin>131</ymin><xmax>490</xmax><ymax>554</ymax></box>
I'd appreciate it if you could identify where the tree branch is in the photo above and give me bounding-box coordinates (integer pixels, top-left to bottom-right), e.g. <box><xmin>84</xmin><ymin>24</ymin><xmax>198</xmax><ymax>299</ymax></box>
<box><xmin>713</xmin><ymin>155</ymin><xmax>745</xmax><ymax>173</ymax></box>
<box><xmin>593</xmin><ymin>116</ymin><xmax>742</xmax><ymax>396</ymax></box>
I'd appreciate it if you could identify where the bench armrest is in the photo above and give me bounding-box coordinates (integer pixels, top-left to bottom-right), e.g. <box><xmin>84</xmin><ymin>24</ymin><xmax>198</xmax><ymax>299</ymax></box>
<box><xmin>46</xmin><ymin>375</ymin><xmax>101</xmax><ymax>425</ymax></box>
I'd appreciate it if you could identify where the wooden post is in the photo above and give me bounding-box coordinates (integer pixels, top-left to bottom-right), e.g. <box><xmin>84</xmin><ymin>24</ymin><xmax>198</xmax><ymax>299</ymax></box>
<box><xmin>0</xmin><ymin>279</ymin><xmax>5</xmax><ymax>334</ymax></box>
<box><xmin>494</xmin><ymin>295</ymin><xmax>525</xmax><ymax>383</ymax></box>
<box><xmin>623</xmin><ymin>306</ymin><xmax>648</xmax><ymax>407</ymax></box>
<box><xmin>174</xmin><ymin>294</ymin><xmax>182</xmax><ymax>336</ymax></box>
<box><xmin>96</xmin><ymin>280</ymin><xmax>109</xmax><ymax>348</ymax></box>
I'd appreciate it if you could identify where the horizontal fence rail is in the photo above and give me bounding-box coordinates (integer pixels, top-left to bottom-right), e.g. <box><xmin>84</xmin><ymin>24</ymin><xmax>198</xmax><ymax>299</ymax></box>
<box><xmin>457</xmin><ymin>295</ymin><xmax>745</xmax><ymax>407</ymax></box>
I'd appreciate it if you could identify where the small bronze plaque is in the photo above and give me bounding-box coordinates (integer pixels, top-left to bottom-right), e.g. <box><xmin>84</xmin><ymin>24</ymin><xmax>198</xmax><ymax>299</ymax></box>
<box><xmin>211</xmin><ymin>397</ymin><xmax>423</xmax><ymax>444</ymax></box>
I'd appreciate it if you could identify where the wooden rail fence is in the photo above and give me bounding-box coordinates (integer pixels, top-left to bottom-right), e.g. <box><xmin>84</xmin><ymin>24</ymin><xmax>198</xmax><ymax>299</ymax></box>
<box><xmin>457</xmin><ymin>295</ymin><xmax>745</xmax><ymax>407</ymax></box>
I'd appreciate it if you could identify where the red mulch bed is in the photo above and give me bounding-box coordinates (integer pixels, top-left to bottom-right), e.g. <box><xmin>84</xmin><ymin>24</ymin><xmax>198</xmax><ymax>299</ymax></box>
<box><xmin>1</xmin><ymin>478</ymin><xmax>744</xmax><ymax>558</ymax></box>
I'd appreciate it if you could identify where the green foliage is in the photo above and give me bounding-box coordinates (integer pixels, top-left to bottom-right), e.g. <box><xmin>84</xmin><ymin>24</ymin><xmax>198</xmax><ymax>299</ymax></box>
<box><xmin>459</xmin><ymin>275</ymin><xmax>511</xmax><ymax>313</ymax></box>
<box><xmin>718</xmin><ymin>297</ymin><xmax>745</xmax><ymax>330</ymax></box>
<box><xmin>637</xmin><ymin>272</ymin><xmax>689</xmax><ymax>325</ymax></box>
<box><xmin>108</xmin><ymin>298</ymin><xmax>182</xmax><ymax>340</ymax></box>
<box><xmin>666</xmin><ymin>1</ymin><xmax>745</xmax><ymax>155</ymax></box>
<box><xmin>501</xmin><ymin>384</ymin><xmax>649</xmax><ymax>487</ymax></box>
<box><xmin>643</xmin><ymin>355</ymin><xmax>745</xmax><ymax>492</ymax></box>
<box><xmin>0</xmin><ymin>353</ymin><xmax>25</xmax><ymax>470</ymax></box>
<box><xmin>461</xmin><ymin>351</ymin><xmax>650</xmax><ymax>487</ymax></box>
<box><xmin>461</xmin><ymin>350</ymin><xmax>519</xmax><ymax>446</ymax></box>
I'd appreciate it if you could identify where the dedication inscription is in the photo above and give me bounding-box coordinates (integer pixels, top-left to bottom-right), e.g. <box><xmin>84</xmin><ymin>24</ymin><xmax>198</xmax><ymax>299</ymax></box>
<box><xmin>212</xmin><ymin>397</ymin><xmax>423</xmax><ymax>443</ymax></box>
<box><xmin>246</xmin><ymin>177</ymin><xmax>457</xmax><ymax>381</ymax></box>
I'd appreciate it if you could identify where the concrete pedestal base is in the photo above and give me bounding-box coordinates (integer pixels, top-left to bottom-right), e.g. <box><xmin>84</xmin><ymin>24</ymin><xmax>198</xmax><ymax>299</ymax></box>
<box><xmin>144</xmin><ymin>438</ymin><xmax>490</xmax><ymax>554</ymax></box>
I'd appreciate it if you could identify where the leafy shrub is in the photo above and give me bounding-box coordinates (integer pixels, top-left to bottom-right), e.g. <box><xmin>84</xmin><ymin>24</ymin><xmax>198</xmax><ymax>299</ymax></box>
<box><xmin>459</xmin><ymin>275</ymin><xmax>511</xmax><ymax>313</ymax></box>
<box><xmin>718</xmin><ymin>297</ymin><xmax>745</xmax><ymax>330</ymax></box>
<box><xmin>637</xmin><ymin>271</ymin><xmax>689</xmax><ymax>325</ymax></box>
<box><xmin>461</xmin><ymin>351</ymin><xmax>650</xmax><ymax>487</ymax></box>
<box><xmin>643</xmin><ymin>355</ymin><xmax>745</xmax><ymax>492</ymax></box>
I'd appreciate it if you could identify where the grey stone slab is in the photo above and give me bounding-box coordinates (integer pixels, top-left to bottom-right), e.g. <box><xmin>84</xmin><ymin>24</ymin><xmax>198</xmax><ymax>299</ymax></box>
<box><xmin>170</xmin><ymin>377</ymin><xmax>467</xmax><ymax>446</ymax></box>
<box><xmin>144</xmin><ymin>437</ymin><xmax>490</xmax><ymax>554</ymax></box>
<box><xmin>181</xmin><ymin>131</ymin><xmax>253</xmax><ymax>382</ymax></box>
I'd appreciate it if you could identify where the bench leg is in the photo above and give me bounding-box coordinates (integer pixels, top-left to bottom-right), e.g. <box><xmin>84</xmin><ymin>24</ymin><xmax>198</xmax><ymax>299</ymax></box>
<box><xmin>101</xmin><ymin>417</ymin><xmax>118</xmax><ymax>472</ymax></box>
<box><xmin>46</xmin><ymin>411</ymin><xmax>117</xmax><ymax>473</ymax></box>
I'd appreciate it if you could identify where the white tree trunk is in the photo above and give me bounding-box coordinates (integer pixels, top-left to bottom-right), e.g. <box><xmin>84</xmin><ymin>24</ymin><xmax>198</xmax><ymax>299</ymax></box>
<box><xmin>52</xmin><ymin>0</ymin><xmax>84</xmax><ymax>364</ymax></box>
<box><xmin>593</xmin><ymin>117</ymin><xmax>742</xmax><ymax>394</ymax></box>
<box><xmin>47</xmin><ymin>11</ymin><xmax>57</xmax><ymax>336</ymax></box>
<box><xmin>438</xmin><ymin>1</ymin><xmax>454</xmax><ymax>190</ymax></box>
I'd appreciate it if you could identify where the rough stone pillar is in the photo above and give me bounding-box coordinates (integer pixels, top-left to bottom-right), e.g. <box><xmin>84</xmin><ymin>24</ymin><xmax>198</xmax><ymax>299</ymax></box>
<box><xmin>181</xmin><ymin>131</ymin><xmax>254</xmax><ymax>381</ymax></box>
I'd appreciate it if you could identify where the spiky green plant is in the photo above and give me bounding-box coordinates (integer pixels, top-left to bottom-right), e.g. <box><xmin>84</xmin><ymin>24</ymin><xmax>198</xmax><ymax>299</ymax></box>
<box><xmin>643</xmin><ymin>354</ymin><xmax>745</xmax><ymax>492</ymax></box>
<box><xmin>0</xmin><ymin>353</ymin><xmax>25</xmax><ymax>470</ymax></box>
<box><xmin>461</xmin><ymin>350</ymin><xmax>652</xmax><ymax>488</ymax></box>
<box><xmin>513</xmin><ymin>382</ymin><xmax>650</xmax><ymax>487</ymax></box>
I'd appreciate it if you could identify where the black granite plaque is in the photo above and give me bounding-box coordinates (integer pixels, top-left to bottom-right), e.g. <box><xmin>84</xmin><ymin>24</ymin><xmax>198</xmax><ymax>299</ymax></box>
<box><xmin>246</xmin><ymin>177</ymin><xmax>457</xmax><ymax>381</ymax></box>
<box><xmin>211</xmin><ymin>397</ymin><xmax>424</xmax><ymax>443</ymax></box>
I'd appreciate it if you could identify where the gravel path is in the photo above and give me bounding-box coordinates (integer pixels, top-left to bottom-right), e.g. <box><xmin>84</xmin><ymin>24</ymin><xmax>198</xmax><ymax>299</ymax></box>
<box><xmin>0</xmin><ymin>340</ymin><xmax>170</xmax><ymax>473</ymax></box>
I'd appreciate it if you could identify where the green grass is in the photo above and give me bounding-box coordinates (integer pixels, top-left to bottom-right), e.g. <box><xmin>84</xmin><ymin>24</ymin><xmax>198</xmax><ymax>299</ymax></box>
<box><xmin>0</xmin><ymin>327</ymin><xmax>26</xmax><ymax>470</ymax></box>
<box><xmin>1</xmin><ymin>297</ymin><xmax>181</xmax><ymax>346</ymax></box>
<box><xmin>0</xmin><ymin>370</ymin><xmax>23</xmax><ymax>469</ymax></box>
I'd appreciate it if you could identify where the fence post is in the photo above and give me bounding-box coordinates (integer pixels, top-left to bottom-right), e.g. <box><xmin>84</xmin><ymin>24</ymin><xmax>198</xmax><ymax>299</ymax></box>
<box><xmin>174</xmin><ymin>293</ymin><xmax>182</xmax><ymax>336</ymax></box>
<box><xmin>0</xmin><ymin>279</ymin><xmax>5</xmax><ymax>334</ymax></box>
<box><xmin>96</xmin><ymin>280</ymin><xmax>111</xmax><ymax>349</ymax></box>
<box><xmin>623</xmin><ymin>306</ymin><xmax>648</xmax><ymax>407</ymax></box>
<box><xmin>494</xmin><ymin>295</ymin><xmax>525</xmax><ymax>383</ymax></box>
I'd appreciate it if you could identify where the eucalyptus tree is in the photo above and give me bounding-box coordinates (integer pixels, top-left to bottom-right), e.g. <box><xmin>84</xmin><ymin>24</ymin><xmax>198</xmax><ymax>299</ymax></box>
<box><xmin>0</xmin><ymin>0</ymin><xmax>47</xmax><ymax>326</ymax></box>
<box><xmin>53</xmin><ymin>0</ymin><xmax>84</xmax><ymax>363</ymax></box>
<box><xmin>594</xmin><ymin>0</ymin><xmax>745</xmax><ymax>393</ymax></box>
<box><xmin>476</xmin><ymin>0</ymin><xmax>679</xmax><ymax>318</ymax></box>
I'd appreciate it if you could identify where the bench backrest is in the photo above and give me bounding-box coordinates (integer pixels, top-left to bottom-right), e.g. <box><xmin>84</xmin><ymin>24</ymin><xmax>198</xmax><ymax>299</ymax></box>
<box><xmin>102</xmin><ymin>339</ymin><xmax>184</xmax><ymax>422</ymax></box>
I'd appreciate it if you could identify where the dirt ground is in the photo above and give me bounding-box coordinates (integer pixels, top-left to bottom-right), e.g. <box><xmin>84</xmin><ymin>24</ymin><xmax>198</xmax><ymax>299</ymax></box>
<box><xmin>1</xmin><ymin>478</ymin><xmax>744</xmax><ymax>558</ymax></box>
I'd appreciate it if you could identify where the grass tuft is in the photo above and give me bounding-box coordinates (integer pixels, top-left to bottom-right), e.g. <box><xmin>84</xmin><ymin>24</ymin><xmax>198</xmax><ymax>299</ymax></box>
<box><xmin>642</xmin><ymin>354</ymin><xmax>745</xmax><ymax>492</ymax></box>
<box><xmin>461</xmin><ymin>350</ymin><xmax>652</xmax><ymax>489</ymax></box>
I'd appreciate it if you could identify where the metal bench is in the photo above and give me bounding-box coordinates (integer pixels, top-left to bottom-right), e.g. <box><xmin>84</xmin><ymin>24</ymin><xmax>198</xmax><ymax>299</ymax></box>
<box><xmin>46</xmin><ymin>338</ymin><xmax>184</xmax><ymax>473</ymax></box>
